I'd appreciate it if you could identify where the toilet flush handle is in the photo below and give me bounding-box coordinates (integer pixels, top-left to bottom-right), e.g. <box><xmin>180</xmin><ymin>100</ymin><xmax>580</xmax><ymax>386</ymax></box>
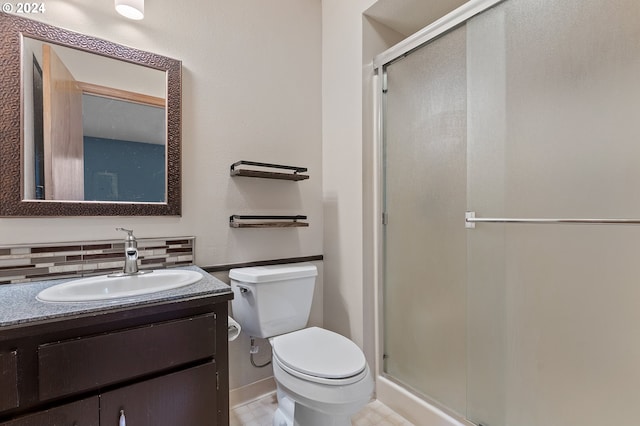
<box><xmin>236</xmin><ymin>284</ymin><xmax>251</xmax><ymax>294</ymax></box>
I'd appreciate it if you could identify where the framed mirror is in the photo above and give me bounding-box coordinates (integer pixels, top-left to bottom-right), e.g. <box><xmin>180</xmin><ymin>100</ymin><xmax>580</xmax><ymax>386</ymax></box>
<box><xmin>0</xmin><ymin>12</ymin><xmax>182</xmax><ymax>216</ymax></box>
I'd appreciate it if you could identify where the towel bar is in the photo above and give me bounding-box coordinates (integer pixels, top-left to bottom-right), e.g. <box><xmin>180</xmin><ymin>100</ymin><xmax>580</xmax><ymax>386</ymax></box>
<box><xmin>465</xmin><ymin>211</ymin><xmax>640</xmax><ymax>228</ymax></box>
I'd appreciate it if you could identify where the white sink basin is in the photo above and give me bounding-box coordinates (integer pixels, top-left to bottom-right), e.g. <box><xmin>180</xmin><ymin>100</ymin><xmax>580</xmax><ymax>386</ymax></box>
<box><xmin>37</xmin><ymin>269</ymin><xmax>203</xmax><ymax>302</ymax></box>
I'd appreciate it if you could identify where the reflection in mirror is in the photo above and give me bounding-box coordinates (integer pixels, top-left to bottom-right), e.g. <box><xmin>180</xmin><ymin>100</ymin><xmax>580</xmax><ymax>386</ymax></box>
<box><xmin>22</xmin><ymin>38</ymin><xmax>167</xmax><ymax>202</ymax></box>
<box><xmin>83</xmin><ymin>95</ymin><xmax>165</xmax><ymax>202</ymax></box>
<box><xmin>0</xmin><ymin>11</ymin><xmax>181</xmax><ymax>216</ymax></box>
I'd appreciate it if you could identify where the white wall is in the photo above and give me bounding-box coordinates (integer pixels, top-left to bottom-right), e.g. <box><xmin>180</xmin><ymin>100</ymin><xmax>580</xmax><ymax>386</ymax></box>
<box><xmin>321</xmin><ymin>0</ymin><xmax>410</xmax><ymax>370</ymax></box>
<box><xmin>321</xmin><ymin>0</ymin><xmax>376</xmax><ymax>353</ymax></box>
<box><xmin>2</xmin><ymin>0</ymin><xmax>322</xmax><ymax>394</ymax></box>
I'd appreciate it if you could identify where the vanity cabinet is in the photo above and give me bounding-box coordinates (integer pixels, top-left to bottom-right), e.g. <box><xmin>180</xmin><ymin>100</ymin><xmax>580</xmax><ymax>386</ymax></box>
<box><xmin>0</xmin><ymin>292</ymin><xmax>232</xmax><ymax>426</ymax></box>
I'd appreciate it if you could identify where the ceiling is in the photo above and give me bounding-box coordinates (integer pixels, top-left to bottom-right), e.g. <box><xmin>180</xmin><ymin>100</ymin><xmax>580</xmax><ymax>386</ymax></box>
<box><xmin>364</xmin><ymin>0</ymin><xmax>469</xmax><ymax>37</ymax></box>
<box><xmin>82</xmin><ymin>94</ymin><xmax>165</xmax><ymax>145</ymax></box>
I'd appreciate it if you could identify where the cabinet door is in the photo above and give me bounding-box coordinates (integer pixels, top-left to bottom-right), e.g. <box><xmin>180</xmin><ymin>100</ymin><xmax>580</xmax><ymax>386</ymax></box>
<box><xmin>0</xmin><ymin>351</ymin><xmax>18</xmax><ymax>412</ymax></box>
<box><xmin>100</xmin><ymin>362</ymin><xmax>217</xmax><ymax>426</ymax></box>
<box><xmin>0</xmin><ymin>397</ymin><xmax>98</xmax><ymax>426</ymax></box>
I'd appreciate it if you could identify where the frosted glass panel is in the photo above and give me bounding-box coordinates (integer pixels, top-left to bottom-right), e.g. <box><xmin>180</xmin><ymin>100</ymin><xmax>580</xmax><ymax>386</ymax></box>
<box><xmin>465</xmin><ymin>0</ymin><xmax>640</xmax><ymax>425</ymax></box>
<box><xmin>466</xmin><ymin>4</ymin><xmax>507</xmax><ymax>424</ymax></box>
<box><xmin>383</xmin><ymin>27</ymin><xmax>467</xmax><ymax>415</ymax></box>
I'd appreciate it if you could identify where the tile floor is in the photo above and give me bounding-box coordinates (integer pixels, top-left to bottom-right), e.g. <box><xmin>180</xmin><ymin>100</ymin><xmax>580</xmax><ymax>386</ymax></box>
<box><xmin>230</xmin><ymin>393</ymin><xmax>414</xmax><ymax>426</ymax></box>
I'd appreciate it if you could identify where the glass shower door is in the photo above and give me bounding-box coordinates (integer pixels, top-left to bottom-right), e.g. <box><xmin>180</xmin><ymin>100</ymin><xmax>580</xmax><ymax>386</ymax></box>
<box><xmin>382</xmin><ymin>24</ymin><xmax>468</xmax><ymax>417</ymax></box>
<box><xmin>381</xmin><ymin>0</ymin><xmax>640</xmax><ymax>425</ymax></box>
<box><xmin>465</xmin><ymin>1</ymin><xmax>640</xmax><ymax>425</ymax></box>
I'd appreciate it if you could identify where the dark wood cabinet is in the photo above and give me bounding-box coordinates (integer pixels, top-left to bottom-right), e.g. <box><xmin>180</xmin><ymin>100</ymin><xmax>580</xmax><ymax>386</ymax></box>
<box><xmin>0</xmin><ymin>293</ymin><xmax>232</xmax><ymax>426</ymax></box>
<box><xmin>100</xmin><ymin>362</ymin><xmax>217</xmax><ymax>426</ymax></box>
<box><xmin>38</xmin><ymin>313</ymin><xmax>216</xmax><ymax>401</ymax></box>
<box><xmin>0</xmin><ymin>351</ymin><xmax>18</xmax><ymax>412</ymax></box>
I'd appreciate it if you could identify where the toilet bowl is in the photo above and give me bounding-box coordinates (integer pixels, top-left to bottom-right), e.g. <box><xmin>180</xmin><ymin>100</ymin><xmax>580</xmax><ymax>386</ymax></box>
<box><xmin>229</xmin><ymin>264</ymin><xmax>374</xmax><ymax>426</ymax></box>
<box><xmin>270</xmin><ymin>327</ymin><xmax>374</xmax><ymax>426</ymax></box>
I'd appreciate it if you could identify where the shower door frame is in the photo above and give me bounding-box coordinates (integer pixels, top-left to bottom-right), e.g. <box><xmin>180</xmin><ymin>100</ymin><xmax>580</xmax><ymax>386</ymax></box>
<box><xmin>370</xmin><ymin>0</ymin><xmax>504</xmax><ymax>423</ymax></box>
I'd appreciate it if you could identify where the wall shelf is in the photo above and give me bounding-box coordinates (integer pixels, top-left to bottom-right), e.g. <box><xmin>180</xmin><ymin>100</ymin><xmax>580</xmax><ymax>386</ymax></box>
<box><xmin>230</xmin><ymin>161</ymin><xmax>309</xmax><ymax>181</ymax></box>
<box><xmin>229</xmin><ymin>215</ymin><xmax>309</xmax><ymax>228</ymax></box>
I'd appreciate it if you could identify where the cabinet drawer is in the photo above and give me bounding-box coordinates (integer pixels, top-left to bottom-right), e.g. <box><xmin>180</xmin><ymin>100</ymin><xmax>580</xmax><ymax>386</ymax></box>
<box><xmin>100</xmin><ymin>362</ymin><xmax>217</xmax><ymax>426</ymax></box>
<box><xmin>0</xmin><ymin>351</ymin><xmax>18</xmax><ymax>412</ymax></box>
<box><xmin>0</xmin><ymin>397</ymin><xmax>98</xmax><ymax>426</ymax></box>
<box><xmin>38</xmin><ymin>313</ymin><xmax>216</xmax><ymax>400</ymax></box>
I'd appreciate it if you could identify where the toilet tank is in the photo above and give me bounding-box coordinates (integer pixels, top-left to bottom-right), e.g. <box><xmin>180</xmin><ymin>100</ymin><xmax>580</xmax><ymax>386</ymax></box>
<box><xmin>229</xmin><ymin>263</ymin><xmax>317</xmax><ymax>339</ymax></box>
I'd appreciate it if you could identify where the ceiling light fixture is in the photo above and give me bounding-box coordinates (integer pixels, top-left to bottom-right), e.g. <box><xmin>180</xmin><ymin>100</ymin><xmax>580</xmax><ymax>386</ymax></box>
<box><xmin>115</xmin><ymin>0</ymin><xmax>144</xmax><ymax>20</ymax></box>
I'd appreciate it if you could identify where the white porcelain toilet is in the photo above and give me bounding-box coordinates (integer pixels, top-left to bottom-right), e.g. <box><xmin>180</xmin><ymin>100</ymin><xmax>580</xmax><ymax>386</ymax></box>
<box><xmin>229</xmin><ymin>263</ymin><xmax>373</xmax><ymax>426</ymax></box>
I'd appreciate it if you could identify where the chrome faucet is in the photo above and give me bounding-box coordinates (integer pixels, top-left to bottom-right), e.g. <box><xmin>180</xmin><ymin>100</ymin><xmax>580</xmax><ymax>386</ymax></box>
<box><xmin>112</xmin><ymin>228</ymin><xmax>150</xmax><ymax>276</ymax></box>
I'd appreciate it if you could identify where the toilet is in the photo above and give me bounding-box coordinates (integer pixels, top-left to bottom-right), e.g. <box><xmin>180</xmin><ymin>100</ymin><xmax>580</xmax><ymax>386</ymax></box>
<box><xmin>229</xmin><ymin>263</ymin><xmax>373</xmax><ymax>426</ymax></box>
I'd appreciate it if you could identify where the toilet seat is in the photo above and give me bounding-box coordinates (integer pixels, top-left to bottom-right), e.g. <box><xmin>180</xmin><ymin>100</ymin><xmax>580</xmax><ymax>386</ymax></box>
<box><xmin>272</xmin><ymin>327</ymin><xmax>367</xmax><ymax>386</ymax></box>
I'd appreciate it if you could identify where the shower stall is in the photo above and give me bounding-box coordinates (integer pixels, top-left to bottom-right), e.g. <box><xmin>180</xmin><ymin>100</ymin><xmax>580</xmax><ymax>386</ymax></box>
<box><xmin>374</xmin><ymin>0</ymin><xmax>640</xmax><ymax>425</ymax></box>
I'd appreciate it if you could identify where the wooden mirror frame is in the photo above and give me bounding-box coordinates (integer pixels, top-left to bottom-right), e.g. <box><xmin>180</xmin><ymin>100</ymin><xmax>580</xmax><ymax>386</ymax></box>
<box><xmin>0</xmin><ymin>12</ymin><xmax>182</xmax><ymax>216</ymax></box>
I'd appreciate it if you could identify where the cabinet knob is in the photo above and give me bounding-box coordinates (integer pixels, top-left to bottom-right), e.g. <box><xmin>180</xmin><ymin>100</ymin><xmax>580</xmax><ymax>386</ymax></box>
<box><xmin>119</xmin><ymin>409</ymin><xmax>126</xmax><ymax>426</ymax></box>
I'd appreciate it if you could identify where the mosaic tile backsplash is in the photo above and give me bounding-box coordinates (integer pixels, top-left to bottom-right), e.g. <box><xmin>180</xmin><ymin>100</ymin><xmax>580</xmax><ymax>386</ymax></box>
<box><xmin>0</xmin><ymin>237</ymin><xmax>195</xmax><ymax>284</ymax></box>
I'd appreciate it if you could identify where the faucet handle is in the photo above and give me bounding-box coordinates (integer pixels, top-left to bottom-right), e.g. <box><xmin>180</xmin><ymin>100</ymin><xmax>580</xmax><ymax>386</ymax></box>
<box><xmin>115</xmin><ymin>228</ymin><xmax>135</xmax><ymax>240</ymax></box>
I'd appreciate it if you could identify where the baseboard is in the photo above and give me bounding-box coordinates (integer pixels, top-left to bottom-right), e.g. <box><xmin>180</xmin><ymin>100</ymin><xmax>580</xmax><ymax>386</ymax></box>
<box><xmin>230</xmin><ymin>376</ymin><xmax>277</xmax><ymax>408</ymax></box>
<box><xmin>376</xmin><ymin>376</ymin><xmax>472</xmax><ymax>426</ymax></box>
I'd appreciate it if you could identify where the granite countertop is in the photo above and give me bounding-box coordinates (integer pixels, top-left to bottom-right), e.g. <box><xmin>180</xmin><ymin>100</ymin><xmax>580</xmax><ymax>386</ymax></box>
<box><xmin>0</xmin><ymin>265</ymin><xmax>231</xmax><ymax>328</ymax></box>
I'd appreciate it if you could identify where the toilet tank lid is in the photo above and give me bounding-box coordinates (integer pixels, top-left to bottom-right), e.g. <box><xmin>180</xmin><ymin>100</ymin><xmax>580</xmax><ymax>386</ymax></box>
<box><xmin>229</xmin><ymin>263</ymin><xmax>317</xmax><ymax>283</ymax></box>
